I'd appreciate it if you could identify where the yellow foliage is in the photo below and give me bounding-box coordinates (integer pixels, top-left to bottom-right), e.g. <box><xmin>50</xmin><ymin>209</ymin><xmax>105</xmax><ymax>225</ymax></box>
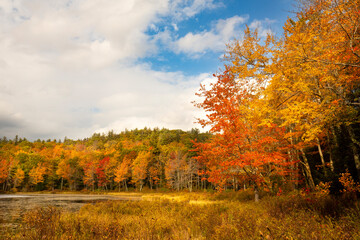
<box><xmin>29</xmin><ymin>165</ymin><xmax>47</xmax><ymax>185</ymax></box>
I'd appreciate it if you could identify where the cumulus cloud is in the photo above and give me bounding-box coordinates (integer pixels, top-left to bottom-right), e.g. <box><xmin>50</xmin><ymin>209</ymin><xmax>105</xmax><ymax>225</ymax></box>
<box><xmin>0</xmin><ymin>0</ymin><xmax>274</xmax><ymax>140</ymax></box>
<box><xmin>161</xmin><ymin>15</ymin><xmax>276</xmax><ymax>57</ymax></box>
<box><xmin>92</xmin><ymin>68</ymin><xmax>211</xmax><ymax>134</ymax></box>
<box><xmin>168</xmin><ymin>0</ymin><xmax>224</xmax><ymax>21</ymax></box>
<box><xmin>0</xmin><ymin>49</ymin><xmax>211</xmax><ymax>140</ymax></box>
<box><xmin>172</xmin><ymin>15</ymin><xmax>248</xmax><ymax>56</ymax></box>
<box><xmin>249</xmin><ymin>18</ymin><xmax>276</xmax><ymax>37</ymax></box>
<box><xmin>2</xmin><ymin>0</ymin><xmax>170</xmax><ymax>70</ymax></box>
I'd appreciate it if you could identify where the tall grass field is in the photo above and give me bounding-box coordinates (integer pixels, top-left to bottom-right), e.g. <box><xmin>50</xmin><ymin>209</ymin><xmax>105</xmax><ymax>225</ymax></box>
<box><xmin>2</xmin><ymin>190</ymin><xmax>360</xmax><ymax>239</ymax></box>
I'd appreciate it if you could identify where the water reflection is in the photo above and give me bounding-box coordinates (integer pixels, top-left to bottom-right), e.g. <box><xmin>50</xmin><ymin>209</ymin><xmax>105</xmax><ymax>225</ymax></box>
<box><xmin>0</xmin><ymin>194</ymin><xmax>141</xmax><ymax>231</ymax></box>
<box><xmin>0</xmin><ymin>195</ymin><xmax>30</xmax><ymax>199</ymax></box>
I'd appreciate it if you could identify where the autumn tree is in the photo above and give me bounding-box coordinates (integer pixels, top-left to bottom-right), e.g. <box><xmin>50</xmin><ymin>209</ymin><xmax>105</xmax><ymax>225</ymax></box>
<box><xmin>263</xmin><ymin>0</ymin><xmax>360</xmax><ymax>186</ymax></box>
<box><xmin>163</xmin><ymin>142</ymin><xmax>198</xmax><ymax>191</ymax></box>
<box><xmin>82</xmin><ymin>156</ymin><xmax>97</xmax><ymax>191</ymax></box>
<box><xmin>13</xmin><ymin>167</ymin><xmax>25</xmax><ymax>189</ymax></box>
<box><xmin>0</xmin><ymin>148</ymin><xmax>17</xmax><ymax>191</ymax></box>
<box><xmin>132</xmin><ymin>151</ymin><xmax>151</xmax><ymax>191</ymax></box>
<box><xmin>164</xmin><ymin>143</ymin><xmax>188</xmax><ymax>191</ymax></box>
<box><xmin>0</xmin><ymin>159</ymin><xmax>10</xmax><ymax>190</ymax></box>
<box><xmin>194</xmin><ymin>57</ymin><xmax>294</xmax><ymax>200</ymax></box>
<box><xmin>56</xmin><ymin>158</ymin><xmax>72</xmax><ymax>190</ymax></box>
<box><xmin>29</xmin><ymin>164</ymin><xmax>47</xmax><ymax>187</ymax></box>
<box><xmin>83</xmin><ymin>163</ymin><xmax>96</xmax><ymax>190</ymax></box>
<box><xmin>96</xmin><ymin>156</ymin><xmax>110</xmax><ymax>189</ymax></box>
<box><xmin>114</xmin><ymin>156</ymin><xmax>131</xmax><ymax>191</ymax></box>
<box><xmin>102</xmin><ymin>144</ymin><xmax>119</xmax><ymax>189</ymax></box>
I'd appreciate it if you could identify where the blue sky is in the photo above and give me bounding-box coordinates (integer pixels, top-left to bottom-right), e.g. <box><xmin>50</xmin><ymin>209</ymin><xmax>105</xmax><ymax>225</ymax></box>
<box><xmin>0</xmin><ymin>0</ymin><xmax>295</xmax><ymax>140</ymax></box>
<box><xmin>144</xmin><ymin>0</ymin><xmax>294</xmax><ymax>75</ymax></box>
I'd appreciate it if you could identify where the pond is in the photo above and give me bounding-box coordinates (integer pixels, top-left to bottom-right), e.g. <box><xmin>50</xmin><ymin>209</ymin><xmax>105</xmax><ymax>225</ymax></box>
<box><xmin>0</xmin><ymin>193</ymin><xmax>141</xmax><ymax>231</ymax></box>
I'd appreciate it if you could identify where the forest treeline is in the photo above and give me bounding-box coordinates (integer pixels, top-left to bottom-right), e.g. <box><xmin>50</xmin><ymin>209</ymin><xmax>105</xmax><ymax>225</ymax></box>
<box><xmin>0</xmin><ymin>128</ymin><xmax>211</xmax><ymax>192</ymax></box>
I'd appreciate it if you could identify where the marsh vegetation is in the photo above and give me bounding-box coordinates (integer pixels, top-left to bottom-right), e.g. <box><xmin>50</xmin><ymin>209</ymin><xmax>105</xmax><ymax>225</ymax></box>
<box><xmin>1</xmin><ymin>191</ymin><xmax>360</xmax><ymax>239</ymax></box>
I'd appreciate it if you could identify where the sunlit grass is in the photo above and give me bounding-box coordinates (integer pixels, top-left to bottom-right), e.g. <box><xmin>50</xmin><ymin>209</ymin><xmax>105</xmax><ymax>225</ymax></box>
<box><xmin>3</xmin><ymin>191</ymin><xmax>360</xmax><ymax>239</ymax></box>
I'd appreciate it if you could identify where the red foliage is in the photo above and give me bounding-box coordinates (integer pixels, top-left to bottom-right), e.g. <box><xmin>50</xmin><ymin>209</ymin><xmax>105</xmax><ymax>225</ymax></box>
<box><xmin>194</xmin><ymin>69</ymin><xmax>296</xmax><ymax>192</ymax></box>
<box><xmin>96</xmin><ymin>157</ymin><xmax>110</xmax><ymax>187</ymax></box>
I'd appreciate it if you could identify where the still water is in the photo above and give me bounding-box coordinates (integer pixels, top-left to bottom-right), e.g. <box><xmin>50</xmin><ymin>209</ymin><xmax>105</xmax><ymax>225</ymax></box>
<box><xmin>0</xmin><ymin>193</ymin><xmax>141</xmax><ymax>231</ymax></box>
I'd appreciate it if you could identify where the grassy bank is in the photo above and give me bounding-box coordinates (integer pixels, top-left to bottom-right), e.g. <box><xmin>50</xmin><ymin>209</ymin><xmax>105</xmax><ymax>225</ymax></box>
<box><xmin>2</xmin><ymin>191</ymin><xmax>360</xmax><ymax>239</ymax></box>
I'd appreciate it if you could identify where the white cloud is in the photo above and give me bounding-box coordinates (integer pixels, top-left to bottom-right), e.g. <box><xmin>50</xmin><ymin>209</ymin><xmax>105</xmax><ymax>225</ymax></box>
<box><xmin>181</xmin><ymin>0</ymin><xmax>222</xmax><ymax>18</ymax></box>
<box><xmin>249</xmin><ymin>18</ymin><xmax>276</xmax><ymax>37</ymax></box>
<box><xmin>172</xmin><ymin>15</ymin><xmax>248</xmax><ymax>56</ymax></box>
<box><xmin>0</xmin><ymin>35</ymin><xmax>210</xmax><ymax>140</ymax></box>
<box><xmin>90</xmin><ymin>68</ymin><xmax>212</xmax><ymax>136</ymax></box>
<box><xmin>172</xmin><ymin>23</ymin><xmax>178</xmax><ymax>31</ymax></box>
<box><xmin>0</xmin><ymin>0</ymin><xmax>202</xmax><ymax>140</ymax></box>
<box><xmin>167</xmin><ymin>16</ymin><xmax>276</xmax><ymax>57</ymax></box>
<box><xmin>0</xmin><ymin>0</ymin><xmax>273</xmax><ymax>140</ymax></box>
<box><xmin>168</xmin><ymin>0</ymin><xmax>223</xmax><ymax>21</ymax></box>
<box><xmin>0</xmin><ymin>45</ymin><xmax>212</xmax><ymax>140</ymax></box>
<box><xmin>2</xmin><ymin>0</ymin><xmax>169</xmax><ymax>70</ymax></box>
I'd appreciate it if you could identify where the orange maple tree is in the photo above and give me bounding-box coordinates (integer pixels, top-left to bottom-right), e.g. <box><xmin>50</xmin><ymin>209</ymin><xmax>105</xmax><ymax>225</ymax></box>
<box><xmin>194</xmin><ymin>68</ymin><xmax>295</xmax><ymax>200</ymax></box>
<box><xmin>29</xmin><ymin>164</ymin><xmax>47</xmax><ymax>186</ymax></box>
<box><xmin>132</xmin><ymin>151</ymin><xmax>151</xmax><ymax>191</ymax></box>
<box><xmin>0</xmin><ymin>159</ymin><xmax>10</xmax><ymax>186</ymax></box>
<box><xmin>114</xmin><ymin>156</ymin><xmax>131</xmax><ymax>191</ymax></box>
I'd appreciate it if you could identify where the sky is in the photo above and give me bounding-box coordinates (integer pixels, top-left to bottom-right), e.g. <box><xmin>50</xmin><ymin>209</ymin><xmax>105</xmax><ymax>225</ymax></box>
<box><xmin>0</xmin><ymin>0</ymin><xmax>295</xmax><ymax>141</ymax></box>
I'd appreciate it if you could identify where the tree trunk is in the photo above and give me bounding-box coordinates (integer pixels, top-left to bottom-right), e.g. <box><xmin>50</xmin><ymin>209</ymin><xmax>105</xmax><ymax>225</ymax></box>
<box><xmin>316</xmin><ymin>138</ymin><xmax>327</xmax><ymax>177</ymax></box>
<box><xmin>326</xmin><ymin>131</ymin><xmax>335</xmax><ymax>172</ymax></box>
<box><xmin>338</xmin><ymin>124</ymin><xmax>360</xmax><ymax>182</ymax></box>
<box><xmin>177</xmin><ymin>171</ymin><xmax>180</xmax><ymax>191</ymax></box>
<box><xmin>197</xmin><ymin>174</ymin><xmax>200</xmax><ymax>190</ymax></box>
<box><xmin>124</xmin><ymin>180</ymin><xmax>128</xmax><ymax>191</ymax></box>
<box><xmin>5</xmin><ymin>179</ymin><xmax>9</xmax><ymax>191</ymax></box>
<box><xmin>254</xmin><ymin>185</ymin><xmax>259</xmax><ymax>202</ymax></box>
<box><xmin>232</xmin><ymin>177</ymin><xmax>236</xmax><ymax>191</ymax></box>
<box><xmin>189</xmin><ymin>175</ymin><xmax>193</xmax><ymax>192</ymax></box>
<box><xmin>300</xmin><ymin>149</ymin><xmax>315</xmax><ymax>190</ymax></box>
<box><xmin>347</xmin><ymin>125</ymin><xmax>360</xmax><ymax>173</ymax></box>
<box><xmin>139</xmin><ymin>180</ymin><xmax>143</xmax><ymax>191</ymax></box>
